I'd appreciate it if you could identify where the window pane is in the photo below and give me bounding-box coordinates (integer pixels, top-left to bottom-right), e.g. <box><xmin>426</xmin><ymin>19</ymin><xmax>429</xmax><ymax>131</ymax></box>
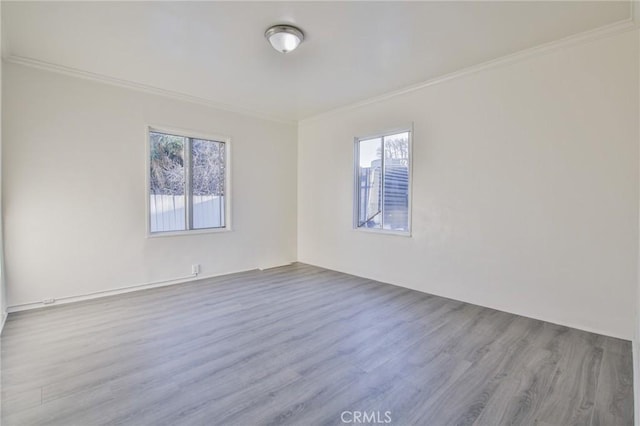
<box><xmin>191</xmin><ymin>139</ymin><xmax>225</xmax><ymax>229</ymax></box>
<box><xmin>149</xmin><ymin>132</ymin><xmax>186</xmax><ymax>233</ymax></box>
<box><xmin>357</xmin><ymin>137</ymin><xmax>382</xmax><ymax>229</ymax></box>
<box><xmin>383</xmin><ymin>132</ymin><xmax>410</xmax><ymax>231</ymax></box>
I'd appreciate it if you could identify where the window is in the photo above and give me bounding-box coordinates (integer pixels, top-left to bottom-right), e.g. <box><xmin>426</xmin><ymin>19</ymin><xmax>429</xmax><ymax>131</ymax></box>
<box><xmin>355</xmin><ymin>129</ymin><xmax>411</xmax><ymax>233</ymax></box>
<box><xmin>148</xmin><ymin>129</ymin><xmax>228</xmax><ymax>234</ymax></box>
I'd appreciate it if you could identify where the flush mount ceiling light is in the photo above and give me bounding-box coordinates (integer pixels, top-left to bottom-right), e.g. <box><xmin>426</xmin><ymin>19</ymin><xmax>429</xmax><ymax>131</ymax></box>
<box><xmin>265</xmin><ymin>25</ymin><xmax>304</xmax><ymax>54</ymax></box>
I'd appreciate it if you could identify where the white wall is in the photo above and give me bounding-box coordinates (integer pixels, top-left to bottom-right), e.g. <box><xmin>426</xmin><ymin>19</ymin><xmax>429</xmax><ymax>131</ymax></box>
<box><xmin>635</xmin><ymin>28</ymin><xmax>640</xmax><ymax>426</ymax></box>
<box><xmin>0</xmin><ymin>5</ymin><xmax>5</xmax><ymax>324</ymax></box>
<box><xmin>2</xmin><ymin>63</ymin><xmax>297</xmax><ymax>307</ymax></box>
<box><xmin>299</xmin><ymin>30</ymin><xmax>639</xmax><ymax>339</ymax></box>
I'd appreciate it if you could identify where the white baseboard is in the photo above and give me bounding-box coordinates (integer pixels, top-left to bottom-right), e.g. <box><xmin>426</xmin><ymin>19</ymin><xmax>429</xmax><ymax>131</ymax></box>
<box><xmin>6</xmin><ymin>266</ymin><xmax>265</xmax><ymax>313</ymax></box>
<box><xmin>258</xmin><ymin>261</ymin><xmax>293</xmax><ymax>271</ymax></box>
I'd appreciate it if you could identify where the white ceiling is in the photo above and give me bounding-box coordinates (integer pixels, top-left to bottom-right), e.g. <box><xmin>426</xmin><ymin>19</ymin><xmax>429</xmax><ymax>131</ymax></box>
<box><xmin>2</xmin><ymin>1</ymin><xmax>632</xmax><ymax>121</ymax></box>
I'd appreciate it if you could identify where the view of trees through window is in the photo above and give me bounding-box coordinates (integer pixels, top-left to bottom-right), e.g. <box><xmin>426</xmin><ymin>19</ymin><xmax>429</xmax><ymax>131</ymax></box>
<box><xmin>149</xmin><ymin>131</ymin><xmax>226</xmax><ymax>233</ymax></box>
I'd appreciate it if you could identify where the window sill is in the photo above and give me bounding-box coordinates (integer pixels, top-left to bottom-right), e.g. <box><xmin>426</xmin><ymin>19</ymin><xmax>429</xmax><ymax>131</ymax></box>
<box><xmin>147</xmin><ymin>228</ymin><xmax>232</xmax><ymax>238</ymax></box>
<box><xmin>353</xmin><ymin>227</ymin><xmax>412</xmax><ymax>238</ymax></box>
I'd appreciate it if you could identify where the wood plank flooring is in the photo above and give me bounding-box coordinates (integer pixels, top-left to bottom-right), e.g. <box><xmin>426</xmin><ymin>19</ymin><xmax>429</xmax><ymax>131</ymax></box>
<box><xmin>1</xmin><ymin>263</ymin><xmax>634</xmax><ymax>425</ymax></box>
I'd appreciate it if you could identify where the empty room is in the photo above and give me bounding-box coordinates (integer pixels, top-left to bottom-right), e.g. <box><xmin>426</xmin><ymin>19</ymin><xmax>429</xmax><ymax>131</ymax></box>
<box><xmin>1</xmin><ymin>1</ymin><xmax>639</xmax><ymax>425</ymax></box>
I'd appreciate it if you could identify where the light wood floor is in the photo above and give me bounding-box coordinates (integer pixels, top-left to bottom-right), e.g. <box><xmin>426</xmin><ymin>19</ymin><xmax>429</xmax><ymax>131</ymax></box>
<box><xmin>1</xmin><ymin>263</ymin><xmax>634</xmax><ymax>425</ymax></box>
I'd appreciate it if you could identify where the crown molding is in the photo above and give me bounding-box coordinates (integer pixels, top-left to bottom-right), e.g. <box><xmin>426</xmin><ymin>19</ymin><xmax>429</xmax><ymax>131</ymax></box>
<box><xmin>300</xmin><ymin>17</ymin><xmax>638</xmax><ymax>124</ymax></box>
<box><xmin>3</xmin><ymin>55</ymin><xmax>295</xmax><ymax>125</ymax></box>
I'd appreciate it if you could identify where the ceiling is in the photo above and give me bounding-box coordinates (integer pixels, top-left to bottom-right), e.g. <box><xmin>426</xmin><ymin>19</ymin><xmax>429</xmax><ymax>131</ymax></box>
<box><xmin>2</xmin><ymin>1</ymin><xmax>632</xmax><ymax>121</ymax></box>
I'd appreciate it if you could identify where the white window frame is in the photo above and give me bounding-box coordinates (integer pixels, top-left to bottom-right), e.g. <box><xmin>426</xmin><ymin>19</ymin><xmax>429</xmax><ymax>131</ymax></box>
<box><xmin>353</xmin><ymin>125</ymin><xmax>413</xmax><ymax>237</ymax></box>
<box><xmin>145</xmin><ymin>125</ymin><xmax>232</xmax><ymax>238</ymax></box>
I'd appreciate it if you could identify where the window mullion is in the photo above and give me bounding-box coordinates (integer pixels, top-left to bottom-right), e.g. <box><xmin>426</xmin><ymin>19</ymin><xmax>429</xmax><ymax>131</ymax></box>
<box><xmin>380</xmin><ymin>137</ymin><xmax>385</xmax><ymax>229</ymax></box>
<box><xmin>185</xmin><ymin>137</ymin><xmax>193</xmax><ymax>230</ymax></box>
<box><xmin>355</xmin><ymin>140</ymin><xmax>360</xmax><ymax>228</ymax></box>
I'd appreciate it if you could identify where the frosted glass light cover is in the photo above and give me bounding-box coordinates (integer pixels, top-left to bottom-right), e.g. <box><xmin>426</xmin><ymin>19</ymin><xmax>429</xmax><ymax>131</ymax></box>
<box><xmin>268</xmin><ymin>33</ymin><xmax>300</xmax><ymax>53</ymax></box>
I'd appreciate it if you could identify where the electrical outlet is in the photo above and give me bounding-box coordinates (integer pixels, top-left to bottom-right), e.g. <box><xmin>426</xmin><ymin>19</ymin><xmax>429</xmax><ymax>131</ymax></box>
<box><xmin>191</xmin><ymin>264</ymin><xmax>200</xmax><ymax>275</ymax></box>
<box><xmin>42</xmin><ymin>298</ymin><xmax>56</xmax><ymax>305</ymax></box>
